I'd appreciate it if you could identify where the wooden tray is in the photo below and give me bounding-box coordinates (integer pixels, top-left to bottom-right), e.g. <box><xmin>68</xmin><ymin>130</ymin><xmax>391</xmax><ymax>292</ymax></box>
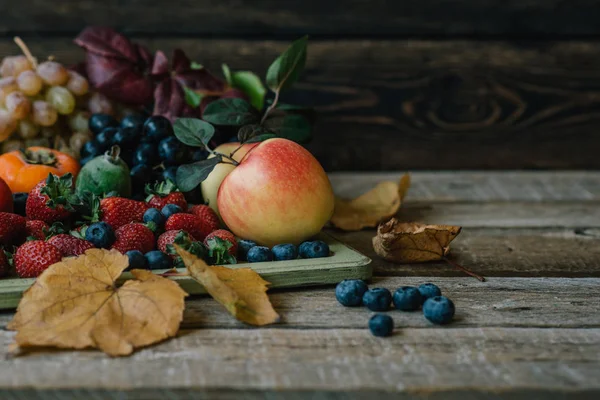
<box><xmin>0</xmin><ymin>232</ymin><xmax>372</xmax><ymax>310</ymax></box>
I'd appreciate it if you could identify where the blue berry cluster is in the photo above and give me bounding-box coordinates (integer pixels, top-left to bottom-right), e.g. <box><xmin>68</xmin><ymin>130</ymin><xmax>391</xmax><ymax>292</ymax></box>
<box><xmin>237</xmin><ymin>239</ymin><xmax>331</xmax><ymax>263</ymax></box>
<box><xmin>334</xmin><ymin>280</ymin><xmax>456</xmax><ymax>337</ymax></box>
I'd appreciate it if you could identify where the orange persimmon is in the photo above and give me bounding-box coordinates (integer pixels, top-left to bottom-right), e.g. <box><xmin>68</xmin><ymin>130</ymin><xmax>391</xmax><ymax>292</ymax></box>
<box><xmin>0</xmin><ymin>147</ymin><xmax>80</xmax><ymax>193</ymax></box>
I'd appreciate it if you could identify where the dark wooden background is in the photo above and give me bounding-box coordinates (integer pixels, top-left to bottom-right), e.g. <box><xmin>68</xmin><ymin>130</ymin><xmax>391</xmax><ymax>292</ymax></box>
<box><xmin>1</xmin><ymin>0</ymin><xmax>600</xmax><ymax>170</ymax></box>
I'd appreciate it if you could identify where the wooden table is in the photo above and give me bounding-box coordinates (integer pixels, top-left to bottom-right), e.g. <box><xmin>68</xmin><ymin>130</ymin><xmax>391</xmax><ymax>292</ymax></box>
<box><xmin>0</xmin><ymin>171</ymin><xmax>598</xmax><ymax>399</ymax></box>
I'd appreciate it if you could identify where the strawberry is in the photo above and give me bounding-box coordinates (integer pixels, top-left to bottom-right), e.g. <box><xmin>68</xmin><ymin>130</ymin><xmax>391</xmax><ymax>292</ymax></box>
<box><xmin>188</xmin><ymin>204</ymin><xmax>220</xmax><ymax>232</ymax></box>
<box><xmin>204</xmin><ymin>230</ymin><xmax>238</xmax><ymax>256</ymax></box>
<box><xmin>100</xmin><ymin>197</ymin><xmax>149</xmax><ymax>229</ymax></box>
<box><xmin>26</xmin><ymin>174</ymin><xmax>77</xmax><ymax>224</ymax></box>
<box><xmin>47</xmin><ymin>234</ymin><xmax>94</xmax><ymax>257</ymax></box>
<box><xmin>0</xmin><ymin>249</ymin><xmax>10</xmax><ymax>277</ymax></box>
<box><xmin>146</xmin><ymin>180</ymin><xmax>187</xmax><ymax>211</ymax></box>
<box><xmin>111</xmin><ymin>223</ymin><xmax>155</xmax><ymax>254</ymax></box>
<box><xmin>158</xmin><ymin>230</ymin><xmax>196</xmax><ymax>258</ymax></box>
<box><xmin>165</xmin><ymin>213</ymin><xmax>215</xmax><ymax>241</ymax></box>
<box><xmin>204</xmin><ymin>229</ymin><xmax>238</xmax><ymax>265</ymax></box>
<box><xmin>14</xmin><ymin>240</ymin><xmax>63</xmax><ymax>278</ymax></box>
<box><xmin>25</xmin><ymin>220</ymin><xmax>49</xmax><ymax>240</ymax></box>
<box><xmin>0</xmin><ymin>212</ymin><xmax>26</xmax><ymax>246</ymax></box>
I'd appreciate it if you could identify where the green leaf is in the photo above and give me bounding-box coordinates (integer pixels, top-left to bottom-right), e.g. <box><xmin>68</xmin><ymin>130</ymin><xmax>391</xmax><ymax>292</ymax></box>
<box><xmin>176</xmin><ymin>157</ymin><xmax>222</xmax><ymax>192</ymax></box>
<box><xmin>237</xmin><ymin>124</ymin><xmax>272</xmax><ymax>143</ymax></box>
<box><xmin>202</xmin><ymin>98</ymin><xmax>259</xmax><ymax>126</ymax></box>
<box><xmin>264</xmin><ymin>114</ymin><xmax>312</xmax><ymax>144</ymax></box>
<box><xmin>266</xmin><ymin>35</ymin><xmax>308</xmax><ymax>92</ymax></box>
<box><xmin>173</xmin><ymin>118</ymin><xmax>215</xmax><ymax>147</ymax></box>
<box><xmin>183</xmin><ymin>87</ymin><xmax>203</xmax><ymax>108</ymax></box>
<box><xmin>230</xmin><ymin>71</ymin><xmax>266</xmax><ymax>111</ymax></box>
<box><xmin>190</xmin><ymin>61</ymin><xmax>203</xmax><ymax>70</ymax></box>
<box><xmin>222</xmin><ymin>64</ymin><xmax>232</xmax><ymax>85</ymax></box>
<box><xmin>245</xmin><ymin>133</ymin><xmax>277</xmax><ymax>144</ymax></box>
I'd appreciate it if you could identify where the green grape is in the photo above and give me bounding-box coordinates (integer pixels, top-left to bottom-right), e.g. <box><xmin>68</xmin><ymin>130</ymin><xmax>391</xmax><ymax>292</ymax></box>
<box><xmin>5</xmin><ymin>91</ymin><xmax>31</xmax><ymax>120</ymax></box>
<box><xmin>0</xmin><ymin>56</ymin><xmax>33</xmax><ymax>78</ymax></box>
<box><xmin>87</xmin><ymin>92</ymin><xmax>114</xmax><ymax>115</ymax></box>
<box><xmin>66</xmin><ymin>71</ymin><xmax>89</xmax><ymax>96</ymax></box>
<box><xmin>36</xmin><ymin>61</ymin><xmax>69</xmax><ymax>86</ymax></box>
<box><xmin>0</xmin><ymin>77</ymin><xmax>18</xmax><ymax>107</ymax></box>
<box><xmin>0</xmin><ymin>109</ymin><xmax>17</xmax><ymax>141</ymax></box>
<box><xmin>69</xmin><ymin>131</ymin><xmax>92</xmax><ymax>155</ymax></box>
<box><xmin>1</xmin><ymin>138</ymin><xmax>23</xmax><ymax>153</ymax></box>
<box><xmin>40</xmin><ymin>125</ymin><xmax>60</xmax><ymax>139</ymax></box>
<box><xmin>32</xmin><ymin>100</ymin><xmax>58</xmax><ymax>127</ymax></box>
<box><xmin>17</xmin><ymin>118</ymin><xmax>39</xmax><ymax>139</ymax></box>
<box><xmin>16</xmin><ymin>70</ymin><xmax>43</xmax><ymax>96</ymax></box>
<box><xmin>46</xmin><ymin>86</ymin><xmax>75</xmax><ymax>115</ymax></box>
<box><xmin>68</xmin><ymin>110</ymin><xmax>90</xmax><ymax>133</ymax></box>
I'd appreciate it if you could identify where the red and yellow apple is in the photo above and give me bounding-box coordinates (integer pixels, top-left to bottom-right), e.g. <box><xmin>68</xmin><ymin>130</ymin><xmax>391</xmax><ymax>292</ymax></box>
<box><xmin>218</xmin><ymin>138</ymin><xmax>334</xmax><ymax>247</ymax></box>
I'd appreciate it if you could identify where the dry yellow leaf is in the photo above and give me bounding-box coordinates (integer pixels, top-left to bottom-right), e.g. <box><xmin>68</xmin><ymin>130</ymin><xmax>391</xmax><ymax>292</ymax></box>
<box><xmin>176</xmin><ymin>245</ymin><xmax>279</xmax><ymax>326</ymax></box>
<box><xmin>330</xmin><ymin>174</ymin><xmax>410</xmax><ymax>231</ymax></box>
<box><xmin>372</xmin><ymin>218</ymin><xmax>462</xmax><ymax>263</ymax></box>
<box><xmin>8</xmin><ymin>249</ymin><xmax>187</xmax><ymax>356</ymax></box>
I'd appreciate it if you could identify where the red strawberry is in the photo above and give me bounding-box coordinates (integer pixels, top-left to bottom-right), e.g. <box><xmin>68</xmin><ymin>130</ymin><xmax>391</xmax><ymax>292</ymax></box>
<box><xmin>26</xmin><ymin>174</ymin><xmax>76</xmax><ymax>224</ymax></box>
<box><xmin>204</xmin><ymin>230</ymin><xmax>238</xmax><ymax>256</ymax></box>
<box><xmin>146</xmin><ymin>180</ymin><xmax>187</xmax><ymax>211</ymax></box>
<box><xmin>14</xmin><ymin>240</ymin><xmax>63</xmax><ymax>278</ymax></box>
<box><xmin>188</xmin><ymin>204</ymin><xmax>220</xmax><ymax>232</ymax></box>
<box><xmin>100</xmin><ymin>197</ymin><xmax>149</xmax><ymax>229</ymax></box>
<box><xmin>25</xmin><ymin>220</ymin><xmax>49</xmax><ymax>240</ymax></box>
<box><xmin>111</xmin><ymin>223</ymin><xmax>155</xmax><ymax>254</ymax></box>
<box><xmin>0</xmin><ymin>250</ymin><xmax>9</xmax><ymax>277</ymax></box>
<box><xmin>0</xmin><ymin>212</ymin><xmax>26</xmax><ymax>246</ymax></box>
<box><xmin>157</xmin><ymin>230</ymin><xmax>196</xmax><ymax>259</ymax></box>
<box><xmin>47</xmin><ymin>234</ymin><xmax>94</xmax><ymax>257</ymax></box>
<box><xmin>204</xmin><ymin>230</ymin><xmax>237</xmax><ymax>265</ymax></box>
<box><xmin>165</xmin><ymin>213</ymin><xmax>216</xmax><ymax>241</ymax></box>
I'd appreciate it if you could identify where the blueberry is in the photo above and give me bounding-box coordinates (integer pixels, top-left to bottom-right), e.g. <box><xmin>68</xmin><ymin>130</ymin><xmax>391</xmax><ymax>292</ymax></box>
<box><xmin>272</xmin><ymin>244</ymin><xmax>298</xmax><ymax>261</ymax></box>
<box><xmin>335</xmin><ymin>279</ymin><xmax>369</xmax><ymax>307</ymax></box>
<box><xmin>246</xmin><ymin>246</ymin><xmax>273</xmax><ymax>263</ymax></box>
<box><xmin>423</xmin><ymin>296</ymin><xmax>455</xmax><ymax>325</ymax></box>
<box><xmin>190</xmin><ymin>149</ymin><xmax>209</xmax><ymax>162</ymax></box>
<box><xmin>143</xmin><ymin>208</ymin><xmax>166</xmax><ymax>227</ymax></box>
<box><xmin>130</xmin><ymin>164</ymin><xmax>154</xmax><ymax>194</ymax></box>
<box><xmin>363</xmin><ymin>288</ymin><xmax>392</xmax><ymax>311</ymax></box>
<box><xmin>145</xmin><ymin>250</ymin><xmax>173</xmax><ymax>270</ymax></box>
<box><xmin>393</xmin><ymin>286</ymin><xmax>423</xmax><ymax>311</ymax></box>
<box><xmin>12</xmin><ymin>192</ymin><xmax>28</xmax><ymax>216</ymax></box>
<box><xmin>143</xmin><ymin>116</ymin><xmax>173</xmax><ymax>142</ymax></box>
<box><xmin>88</xmin><ymin>113</ymin><xmax>118</xmax><ymax>135</ymax></box>
<box><xmin>95</xmin><ymin>127</ymin><xmax>118</xmax><ymax>151</ymax></box>
<box><xmin>80</xmin><ymin>156</ymin><xmax>94</xmax><ymax>166</ymax></box>
<box><xmin>161</xmin><ymin>204</ymin><xmax>183</xmax><ymax>219</ymax></box>
<box><xmin>80</xmin><ymin>140</ymin><xmax>103</xmax><ymax>159</ymax></box>
<box><xmin>121</xmin><ymin>114</ymin><xmax>146</xmax><ymax>133</ymax></box>
<box><xmin>299</xmin><ymin>240</ymin><xmax>330</xmax><ymax>258</ymax></box>
<box><xmin>162</xmin><ymin>166</ymin><xmax>177</xmax><ymax>183</ymax></box>
<box><xmin>418</xmin><ymin>283</ymin><xmax>442</xmax><ymax>304</ymax></box>
<box><xmin>126</xmin><ymin>250</ymin><xmax>148</xmax><ymax>270</ymax></box>
<box><xmin>113</xmin><ymin>127</ymin><xmax>139</xmax><ymax>147</ymax></box>
<box><xmin>237</xmin><ymin>239</ymin><xmax>257</xmax><ymax>261</ymax></box>
<box><xmin>85</xmin><ymin>222</ymin><xmax>116</xmax><ymax>249</ymax></box>
<box><xmin>133</xmin><ymin>142</ymin><xmax>159</xmax><ymax>166</ymax></box>
<box><xmin>369</xmin><ymin>314</ymin><xmax>394</xmax><ymax>337</ymax></box>
<box><xmin>158</xmin><ymin>136</ymin><xmax>187</xmax><ymax>164</ymax></box>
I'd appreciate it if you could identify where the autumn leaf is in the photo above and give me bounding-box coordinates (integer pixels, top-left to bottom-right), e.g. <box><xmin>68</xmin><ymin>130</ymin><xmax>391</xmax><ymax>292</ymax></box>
<box><xmin>330</xmin><ymin>174</ymin><xmax>411</xmax><ymax>231</ymax></box>
<box><xmin>372</xmin><ymin>218</ymin><xmax>461</xmax><ymax>263</ymax></box>
<box><xmin>176</xmin><ymin>245</ymin><xmax>279</xmax><ymax>326</ymax></box>
<box><xmin>8</xmin><ymin>249</ymin><xmax>187</xmax><ymax>356</ymax></box>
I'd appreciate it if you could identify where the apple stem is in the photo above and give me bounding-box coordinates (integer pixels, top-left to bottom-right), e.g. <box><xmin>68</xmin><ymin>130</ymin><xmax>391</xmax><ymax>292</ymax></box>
<box><xmin>204</xmin><ymin>145</ymin><xmax>240</xmax><ymax>167</ymax></box>
<box><xmin>260</xmin><ymin>89</ymin><xmax>280</xmax><ymax>124</ymax></box>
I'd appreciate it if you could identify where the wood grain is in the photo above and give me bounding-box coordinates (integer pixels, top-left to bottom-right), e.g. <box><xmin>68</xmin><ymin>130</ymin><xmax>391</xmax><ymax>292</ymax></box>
<box><xmin>2</xmin><ymin>38</ymin><xmax>600</xmax><ymax>169</ymax></box>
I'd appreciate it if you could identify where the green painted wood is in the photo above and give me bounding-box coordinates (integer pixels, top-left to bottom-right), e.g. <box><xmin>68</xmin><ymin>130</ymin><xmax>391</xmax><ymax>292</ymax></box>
<box><xmin>0</xmin><ymin>233</ymin><xmax>371</xmax><ymax>310</ymax></box>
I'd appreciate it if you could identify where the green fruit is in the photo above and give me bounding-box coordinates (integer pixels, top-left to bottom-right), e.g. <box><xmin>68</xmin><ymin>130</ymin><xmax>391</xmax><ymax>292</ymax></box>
<box><xmin>76</xmin><ymin>146</ymin><xmax>131</xmax><ymax>197</ymax></box>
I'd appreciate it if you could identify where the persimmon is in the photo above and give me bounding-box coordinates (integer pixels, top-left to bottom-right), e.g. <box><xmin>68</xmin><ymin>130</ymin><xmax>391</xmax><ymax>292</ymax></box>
<box><xmin>0</xmin><ymin>147</ymin><xmax>80</xmax><ymax>193</ymax></box>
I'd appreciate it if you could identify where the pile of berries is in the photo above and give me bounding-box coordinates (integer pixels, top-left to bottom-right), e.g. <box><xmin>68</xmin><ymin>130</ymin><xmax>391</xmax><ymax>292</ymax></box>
<box><xmin>335</xmin><ymin>280</ymin><xmax>456</xmax><ymax>337</ymax></box>
<box><xmin>238</xmin><ymin>239</ymin><xmax>331</xmax><ymax>263</ymax></box>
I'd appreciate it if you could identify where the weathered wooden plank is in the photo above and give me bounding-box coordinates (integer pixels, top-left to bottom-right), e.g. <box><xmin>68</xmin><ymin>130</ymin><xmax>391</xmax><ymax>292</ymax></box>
<box><xmin>2</xmin><ymin>38</ymin><xmax>600</xmax><ymax>170</ymax></box>
<box><xmin>2</xmin><ymin>277</ymin><xmax>593</xmax><ymax>329</ymax></box>
<box><xmin>0</xmin><ymin>328</ymin><xmax>597</xmax><ymax>395</ymax></box>
<box><xmin>330</xmin><ymin>171</ymin><xmax>600</xmax><ymax>202</ymax></box>
<box><xmin>332</xmin><ymin>228</ymin><xmax>600</xmax><ymax>277</ymax></box>
<box><xmin>2</xmin><ymin>0</ymin><xmax>599</xmax><ymax>37</ymax></box>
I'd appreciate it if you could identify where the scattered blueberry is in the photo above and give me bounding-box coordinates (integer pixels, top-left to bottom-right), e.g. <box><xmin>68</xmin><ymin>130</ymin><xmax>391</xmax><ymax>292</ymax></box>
<box><xmin>130</xmin><ymin>164</ymin><xmax>154</xmax><ymax>194</ymax></box>
<box><xmin>335</xmin><ymin>279</ymin><xmax>369</xmax><ymax>307</ymax></box>
<box><xmin>113</xmin><ymin>127</ymin><xmax>139</xmax><ymax>147</ymax></box>
<box><xmin>12</xmin><ymin>192</ymin><xmax>28</xmax><ymax>216</ymax></box>
<box><xmin>417</xmin><ymin>283</ymin><xmax>442</xmax><ymax>304</ymax></box>
<box><xmin>299</xmin><ymin>240</ymin><xmax>330</xmax><ymax>258</ymax></box>
<box><xmin>143</xmin><ymin>208</ymin><xmax>166</xmax><ymax>227</ymax></box>
<box><xmin>158</xmin><ymin>136</ymin><xmax>187</xmax><ymax>164</ymax></box>
<box><xmin>423</xmin><ymin>296</ymin><xmax>455</xmax><ymax>325</ymax></box>
<box><xmin>237</xmin><ymin>239</ymin><xmax>257</xmax><ymax>261</ymax></box>
<box><xmin>161</xmin><ymin>204</ymin><xmax>183</xmax><ymax>219</ymax></box>
<box><xmin>143</xmin><ymin>116</ymin><xmax>173</xmax><ymax>142</ymax></box>
<box><xmin>362</xmin><ymin>288</ymin><xmax>392</xmax><ymax>311</ymax></box>
<box><xmin>88</xmin><ymin>113</ymin><xmax>118</xmax><ymax>135</ymax></box>
<box><xmin>80</xmin><ymin>140</ymin><xmax>103</xmax><ymax>159</ymax></box>
<box><xmin>246</xmin><ymin>246</ymin><xmax>273</xmax><ymax>263</ymax></box>
<box><xmin>126</xmin><ymin>250</ymin><xmax>148</xmax><ymax>270</ymax></box>
<box><xmin>133</xmin><ymin>142</ymin><xmax>159</xmax><ymax>166</ymax></box>
<box><xmin>85</xmin><ymin>222</ymin><xmax>116</xmax><ymax>249</ymax></box>
<box><xmin>120</xmin><ymin>114</ymin><xmax>146</xmax><ymax>133</ymax></box>
<box><xmin>145</xmin><ymin>250</ymin><xmax>173</xmax><ymax>270</ymax></box>
<box><xmin>162</xmin><ymin>166</ymin><xmax>178</xmax><ymax>183</ymax></box>
<box><xmin>393</xmin><ymin>286</ymin><xmax>423</xmax><ymax>311</ymax></box>
<box><xmin>369</xmin><ymin>314</ymin><xmax>394</xmax><ymax>337</ymax></box>
<box><xmin>272</xmin><ymin>243</ymin><xmax>298</xmax><ymax>261</ymax></box>
<box><xmin>95</xmin><ymin>127</ymin><xmax>118</xmax><ymax>151</ymax></box>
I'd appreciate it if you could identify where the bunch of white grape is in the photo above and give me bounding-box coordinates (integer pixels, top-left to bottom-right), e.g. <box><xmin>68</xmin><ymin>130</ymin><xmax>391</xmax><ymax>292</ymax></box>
<box><xmin>0</xmin><ymin>40</ymin><xmax>116</xmax><ymax>157</ymax></box>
